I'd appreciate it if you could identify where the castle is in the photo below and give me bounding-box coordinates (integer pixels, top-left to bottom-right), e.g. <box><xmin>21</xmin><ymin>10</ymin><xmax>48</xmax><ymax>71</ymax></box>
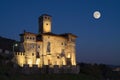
<box><xmin>13</xmin><ymin>14</ymin><xmax>78</xmax><ymax>73</ymax></box>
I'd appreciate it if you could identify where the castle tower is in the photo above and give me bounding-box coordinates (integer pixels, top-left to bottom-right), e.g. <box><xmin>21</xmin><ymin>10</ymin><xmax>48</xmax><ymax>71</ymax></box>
<box><xmin>38</xmin><ymin>14</ymin><xmax>52</xmax><ymax>33</ymax></box>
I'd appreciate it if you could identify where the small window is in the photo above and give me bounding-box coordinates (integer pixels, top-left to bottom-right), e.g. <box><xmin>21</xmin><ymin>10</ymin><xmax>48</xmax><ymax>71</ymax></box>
<box><xmin>38</xmin><ymin>45</ymin><xmax>40</xmax><ymax>48</ymax></box>
<box><xmin>57</xmin><ymin>56</ymin><xmax>59</xmax><ymax>59</ymax></box>
<box><xmin>45</xmin><ymin>16</ymin><xmax>47</xmax><ymax>19</ymax></box>
<box><xmin>27</xmin><ymin>37</ymin><xmax>29</xmax><ymax>39</ymax></box>
<box><xmin>36</xmin><ymin>52</ymin><xmax>40</xmax><ymax>58</ymax></box>
<box><xmin>32</xmin><ymin>53</ymin><xmax>34</xmax><ymax>56</ymax></box>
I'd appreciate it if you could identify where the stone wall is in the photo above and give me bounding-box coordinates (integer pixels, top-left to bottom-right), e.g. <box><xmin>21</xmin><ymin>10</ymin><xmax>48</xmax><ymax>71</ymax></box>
<box><xmin>19</xmin><ymin>65</ymin><xmax>80</xmax><ymax>74</ymax></box>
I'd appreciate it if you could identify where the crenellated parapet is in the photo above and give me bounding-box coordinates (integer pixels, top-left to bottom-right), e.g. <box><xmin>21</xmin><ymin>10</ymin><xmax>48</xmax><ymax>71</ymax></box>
<box><xmin>15</xmin><ymin>52</ymin><xmax>26</xmax><ymax>67</ymax></box>
<box><xmin>15</xmin><ymin>52</ymin><xmax>25</xmax><ymax>56</ymax></box>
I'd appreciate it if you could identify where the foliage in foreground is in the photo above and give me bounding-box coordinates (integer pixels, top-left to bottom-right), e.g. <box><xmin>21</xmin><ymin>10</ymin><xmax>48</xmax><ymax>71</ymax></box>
<box><xmin>0</xmin><ymin>55</ymin><xmax>120</xmax><ymax>80</ymax></box>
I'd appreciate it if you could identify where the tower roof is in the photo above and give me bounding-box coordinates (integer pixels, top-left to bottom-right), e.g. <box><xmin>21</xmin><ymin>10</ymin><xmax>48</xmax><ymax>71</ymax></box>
<box><xmin>39</xmin><ymin>14</ymin><xmax>52</xmax><ymax>19</ymax></box>
<box><xmin>41</xmin><ymin>14</ymin><xmax>52</xmax><ymax>17</ymax></box>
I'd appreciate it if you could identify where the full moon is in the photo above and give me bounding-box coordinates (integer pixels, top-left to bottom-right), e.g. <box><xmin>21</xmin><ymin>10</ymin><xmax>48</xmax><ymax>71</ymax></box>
<box><xmin>93</xmin><ymin>11</ymin><xmax>101</xmax><ymax>19</ymax></box>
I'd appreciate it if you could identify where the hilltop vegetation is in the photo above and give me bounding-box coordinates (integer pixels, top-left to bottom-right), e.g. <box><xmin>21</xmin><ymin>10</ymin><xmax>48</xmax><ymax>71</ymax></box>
<box><xmin>79</xmin><ymin>63</ymin><xmax>120</xmax><ymax>80</ymax></box>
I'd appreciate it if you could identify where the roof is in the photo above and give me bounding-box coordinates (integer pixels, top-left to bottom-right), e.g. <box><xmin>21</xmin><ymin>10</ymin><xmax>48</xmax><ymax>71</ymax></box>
<box><xmin>41</xmin><ymin>32</ymin><xmax>77</xmax><ymax>38</ymax></box>
<box><xmin>20</xmin><ymin>32</ymin><xmax>77</xmax><ymax>41</ymax></box>
<box><xmin>39</xmin><ymin>14</ymin><xmax>52</xmax><ymax>18</ymax></box>
<box><xmin>20</xmin><ymin>31</ymin><xmax>37</xmax><ymax>36</ymax></box>
<box><xmin>60</xmin><ymin>33</ymin><xmax>77</xmax><ymax>38</ymax></box>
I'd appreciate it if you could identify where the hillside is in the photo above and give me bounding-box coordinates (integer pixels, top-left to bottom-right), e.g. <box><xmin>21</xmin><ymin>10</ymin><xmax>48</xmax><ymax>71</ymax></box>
<box><xmin>0</xmin><ymin>36</ymin><xmax>18</xmax><ymax>51</ymax></box>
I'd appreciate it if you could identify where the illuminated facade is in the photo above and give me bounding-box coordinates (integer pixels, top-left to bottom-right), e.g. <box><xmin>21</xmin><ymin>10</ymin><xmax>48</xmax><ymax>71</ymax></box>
<box><xmin>14</xmin><ymin>14</ymin><xmax>77</xmax><ymax>69</ymax></box>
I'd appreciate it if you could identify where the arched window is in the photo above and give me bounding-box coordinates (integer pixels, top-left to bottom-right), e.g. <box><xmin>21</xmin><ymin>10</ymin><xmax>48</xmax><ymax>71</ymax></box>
<box><xmin>32</xmin><ymin>53</ymin><xmax>34</xmax><ymax>56</ymax></box>
<box><xmin>36</xmin><ymin>52</ymin><xmax>40</xmax><ymax>58</ymax></box>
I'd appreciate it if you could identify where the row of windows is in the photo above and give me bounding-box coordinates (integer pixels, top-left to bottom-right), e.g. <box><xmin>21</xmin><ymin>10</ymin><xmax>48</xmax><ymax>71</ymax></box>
<box><xmin>32</xmin><ymin>53</ymin><xmax>40</xmax><ymax>58</ymax></box>
<box><xmin>25</xmin><ymin>36</ymin><xmax>35</xmax><ymax>40</ymax></box>
<box><xmin>16</xmin><ymin>53</ymin><xmax>40</xmax><ymax>57</ymax></box>
<box><xmin>61</xmin><ymin>42</ymin><xmax>67</xmax><ymax>46</ymax></box>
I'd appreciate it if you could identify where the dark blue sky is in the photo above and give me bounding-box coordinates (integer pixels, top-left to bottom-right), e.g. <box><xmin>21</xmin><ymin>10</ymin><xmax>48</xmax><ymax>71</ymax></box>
<box><xmin>0</xmin><ymin>0</ymin><xmax>120</xmax><ymax>65</ymax></box>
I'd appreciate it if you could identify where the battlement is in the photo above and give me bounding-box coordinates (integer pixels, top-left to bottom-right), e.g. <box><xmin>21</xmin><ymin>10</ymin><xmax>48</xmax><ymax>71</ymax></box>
<box><xmin>14</xmin><ymin>52</ymin><xmax>26</xmax><ymax>67</ymax></box>
<box><xmin>15</xmin><ymin>52</ymin><xmax>25</xmax><ymax>56</ymax></box>
<box><xmin>19</xmin><ymin>65</ymin><xmax>80</xmax><ymax>74</ymax></box>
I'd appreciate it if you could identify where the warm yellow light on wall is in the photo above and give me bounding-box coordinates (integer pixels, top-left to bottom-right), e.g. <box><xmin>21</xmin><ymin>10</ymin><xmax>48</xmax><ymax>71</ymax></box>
<box><xmin>36</xmin><ymin>59</ymin><xmax>40</xmax><ymax>65</ymax></box>
<box><xmin>67</xmin><ymin>53</ymin><xmax>71</xmax><ymax>58</ymax></box>
<box><xmin>27</xmin><ymin>59</ymin><xmax>33</xmax><ymax>67</ymax></box>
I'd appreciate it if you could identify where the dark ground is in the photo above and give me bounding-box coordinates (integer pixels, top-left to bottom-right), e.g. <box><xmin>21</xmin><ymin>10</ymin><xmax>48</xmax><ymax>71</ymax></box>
<box><xmin>0</xmin><ymin>54</ymin><xmax>120</xmax><ymax>80</ymax></box>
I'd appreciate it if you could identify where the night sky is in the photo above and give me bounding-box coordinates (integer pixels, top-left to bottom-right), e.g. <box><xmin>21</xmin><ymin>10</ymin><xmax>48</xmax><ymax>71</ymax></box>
<box><xmin>0</xmin><ymin>0</ymin><xmax>120</xmax><ymax>65</ymax></box>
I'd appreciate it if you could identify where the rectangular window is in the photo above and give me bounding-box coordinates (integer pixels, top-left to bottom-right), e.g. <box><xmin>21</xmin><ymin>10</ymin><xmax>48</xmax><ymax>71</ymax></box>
<box><xmin>47</xmin><ymin>42</ymin><xmax>50</xmax><ymax>53</ymax></box>
<box><xmin>61</xmin><ymin>42</ymin><xmax>63</xmax><ymax>45</ymax></box>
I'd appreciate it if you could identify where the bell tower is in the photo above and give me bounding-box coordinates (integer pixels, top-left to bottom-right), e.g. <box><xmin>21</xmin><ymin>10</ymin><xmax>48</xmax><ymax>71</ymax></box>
<box><xmin>38</xmin><ymin>14</ymin><xmax>52</xmax><ymax>33</ymax></box>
